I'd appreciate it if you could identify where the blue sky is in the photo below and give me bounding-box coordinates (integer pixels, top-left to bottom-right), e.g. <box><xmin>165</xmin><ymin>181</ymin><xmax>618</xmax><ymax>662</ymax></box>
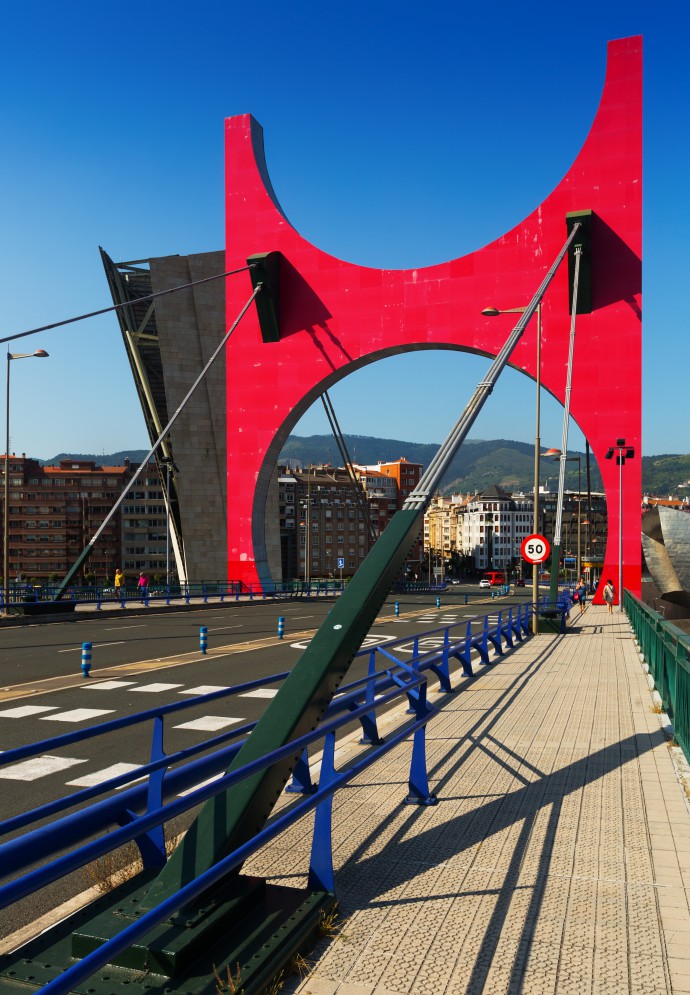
<box><xmin>1</xmin><ymin>1</ymin><xmax>686</xmax><ymax>462</ymax></box>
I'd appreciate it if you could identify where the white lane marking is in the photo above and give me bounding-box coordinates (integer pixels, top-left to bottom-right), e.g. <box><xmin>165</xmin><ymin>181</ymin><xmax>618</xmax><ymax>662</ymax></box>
<box><xmin>178</xmin><ymin>774</ymin><xmax>224</xmax><ymax>797</ymax></box>
<box><xmin>104</xmin><ymin>625</ymin><xmax>147</xmax><ymax>631</ymax></box>
<box><xmin>239</xmin><ymin>689</ymin><xmax>278</xmax><ymax>699</ymax></box>
<box><xmin>0</xmin><ymin>755</ymin><xmax>88</xmax><ymax>780</ymax></box>
<box><xmin>292</xmin><ymin>615</ymin><xmax>314</xmax><ymax>620</ymax></box>
<box><xmin>208</xmin><ymin>625</ymin><xmax>242</xmax><ymax>632</ymax></box>
<box><xmin>40</xmin><ymin>709</ymin><xmax>115</xmax><ymax>723</ymax></box>
<box><xmin>0</xmin><ymin>705</ymin><xmax>59</xmax><ymax>718</ymax></box>
<box><xmin>81</xmin><ymin>680</ymin><xmax>138</xmax><ymax>690</ymax></box>
<box><xmin>179</xmin><ymin>685</ymin><xmax>230</xmax><ymax>695</ymax></box>
<box><xmin>290</xmin><ymin>633</ymin><xmax>396</xmax><ymax>651</ymax></box>
<box><xmin>131</xmin><ymin>683</ymin><xmax>184</xmax><ymax>693</ymax></box>
<box><xmin>58</xmin><ymin>642</ymin><xmax>125</xmax><ymax>653</ymax></box>
<box><xmin>173</xmin><ymin>716</ymin><xmax>243</xmax><ymax>732</ymax></box>
<box><xmin>66</xmin><ymin>763</ymin><xmax>143</xmax><ymax>787</ymax></box>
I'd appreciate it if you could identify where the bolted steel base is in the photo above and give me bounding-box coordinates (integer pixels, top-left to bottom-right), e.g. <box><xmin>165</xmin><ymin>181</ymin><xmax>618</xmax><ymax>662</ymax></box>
<box><xmin>0</xmin><ymin>871</ymin><xmax>336</xmax><ymax>994</ymax></box>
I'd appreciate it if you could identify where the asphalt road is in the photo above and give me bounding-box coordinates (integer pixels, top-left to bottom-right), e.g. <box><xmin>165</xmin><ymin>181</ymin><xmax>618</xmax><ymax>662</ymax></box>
<box><xmin>0</xmin><ymin>585</ymin><xmax>531</xmax><ymax>943</ymax></box>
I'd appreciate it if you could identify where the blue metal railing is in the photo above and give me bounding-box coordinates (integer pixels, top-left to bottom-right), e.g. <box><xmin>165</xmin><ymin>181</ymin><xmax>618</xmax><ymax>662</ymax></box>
<box><xmin>0</xmin><ymin>578</ymin><xmax>345</xmax><ymax>610</ymax></box>
<box><xmin>0</xmin><ymin>601</ymin><xmax>556</xmax><ymax>992</ymax></box>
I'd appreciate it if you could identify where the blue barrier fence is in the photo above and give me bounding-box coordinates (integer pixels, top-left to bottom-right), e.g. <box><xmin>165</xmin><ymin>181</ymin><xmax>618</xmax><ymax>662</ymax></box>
<box><xmin>0</xmin><ymin>578</ymin><xmax>346</xmax><ymax>610</ymax></box>
<box><xmin>0</xmin><ymin>599</ymin><xmax>565</xmax><ymax>993</ymax></box>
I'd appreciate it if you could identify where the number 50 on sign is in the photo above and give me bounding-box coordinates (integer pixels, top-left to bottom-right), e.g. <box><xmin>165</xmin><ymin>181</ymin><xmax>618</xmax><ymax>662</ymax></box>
<box><xmin>521</xmin><ymin>534</ymin><xmax>550</xmax><ymax>564</ymax></box>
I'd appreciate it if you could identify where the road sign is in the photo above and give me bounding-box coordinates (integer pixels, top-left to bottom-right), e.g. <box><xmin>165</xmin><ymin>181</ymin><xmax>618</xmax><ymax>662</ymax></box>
<box><xmin>337</xmin><ymin>557</ymin><xmax>345</xmax><ymax>569</ymax></box>
<box><xmin>521</xmin><ymin>534</ymin><xmax>550</xmax><ymax>564</ymax></box>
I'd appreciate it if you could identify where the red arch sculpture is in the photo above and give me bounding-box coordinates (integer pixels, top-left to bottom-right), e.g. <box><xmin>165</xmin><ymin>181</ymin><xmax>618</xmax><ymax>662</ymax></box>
<box><xmin>225</xmin><ymin>36</ymin><xmax>642</xmax><ymax>603</ymax></box>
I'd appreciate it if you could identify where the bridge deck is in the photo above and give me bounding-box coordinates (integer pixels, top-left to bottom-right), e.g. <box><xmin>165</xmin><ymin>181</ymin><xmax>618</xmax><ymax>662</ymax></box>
<box><xmin>247</xmin><ymin>606</ymin><xmax>690</xmax><ymax>995</ymax></box>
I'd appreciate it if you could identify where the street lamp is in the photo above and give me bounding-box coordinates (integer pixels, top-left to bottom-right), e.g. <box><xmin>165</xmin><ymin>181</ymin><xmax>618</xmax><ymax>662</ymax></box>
<box><xmin>605</xmin><ymin>438</ymin><xmax>635</xmax><ymax>611</ymax></box>
<box><xmin>483</xmin><ymin>303</ymin><xmax>542</xmax><ymax>631</ymax></box>
<box><xmin>544</xmin><ymin>448</ymin><xmax>582</xmax><ymax>584</ymax></box>
<box><xmin>3</xmin><ymin>349</ymin><xmax>49</xmax><ymax>612</ymax></box>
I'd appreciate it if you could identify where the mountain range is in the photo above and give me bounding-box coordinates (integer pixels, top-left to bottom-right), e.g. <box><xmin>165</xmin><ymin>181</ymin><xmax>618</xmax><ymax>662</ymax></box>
<box><xmin>42</xmin><ymin>439</ymin><xmax>690</xmax><ymax>498</ymax></box>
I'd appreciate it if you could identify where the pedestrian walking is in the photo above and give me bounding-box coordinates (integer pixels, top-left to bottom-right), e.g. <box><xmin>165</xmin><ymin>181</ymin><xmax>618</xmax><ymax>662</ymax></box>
<box><xmin>603</xmin><ymin>578</ymin><xmax>615</xmax><ymax>613</ymax></box>
<box><xmin>137</xmin><ymin>571</ymin><xmax>149</xmax><ymax>602</ymax></box>
<box><xmin>114</xmin><ymin>568</ymin><xmax>125</xmax><ymax>594</ymax></box>
<box><xmin>576</xmin><ymin>578</ymin><xmax>587</xmax><ymax>614</ymax></box>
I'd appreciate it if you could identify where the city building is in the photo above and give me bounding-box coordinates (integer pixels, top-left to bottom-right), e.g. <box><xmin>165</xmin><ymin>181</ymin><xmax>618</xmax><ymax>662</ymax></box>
<box><xmin>423</xmin><ymin>494</ymin><xmax>466</xmax><ymax>583</ymax></box>
<box><xmin>354</xmin><ymin>459</ymin><xmax>424</xmax><ymax>574</ymax></box>
<box><xmin>278</xmin><ymin>466</ymin><xmax>377</xmax><ymax>581</ymax></box>
<box><xmin>276</xmin><ymin>458</ymin><xmax>424</xmax><ymax>581</ymax></box>
<box><xmin>461</xmin><ymin>486</ymin><xmax>534</xmax><ymax>577</ymax></box>
<box><xmin>1</xmin><ymin>455</ymin><xmax>169</xmax><ymax>585</ymax></box>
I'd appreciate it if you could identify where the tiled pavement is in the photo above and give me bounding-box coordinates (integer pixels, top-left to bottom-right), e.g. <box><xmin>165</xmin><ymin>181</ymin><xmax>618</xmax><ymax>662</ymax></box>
<box><xmin>245</xmin><ymin>607</ymin><xmax>690</xmax><ymax>995</ymax></box>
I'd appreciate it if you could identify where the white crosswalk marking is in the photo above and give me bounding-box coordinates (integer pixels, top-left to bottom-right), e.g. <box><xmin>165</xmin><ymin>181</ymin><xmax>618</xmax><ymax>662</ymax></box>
<box><xmin>178</xmin><ymin>774</ymin><xmax>224</xmax><ymax>797</ymax></box>
<box><xmin>40</xmin><ymin>708</ymin><xmax>115</xmax><ymax>723</ymax></box>
<box><xmin>173</xmin><ymin>716</ymin><xmax>243</xmax><ymax>732</ymax></box>
<box><xmin>81</xmin><ymin>680</ymin><xmax>137</xmax><ymax>690</ymax></box>
<box><xmin>131</xmin><ymin>683</ymin><xmax>184</xmax><ymax>693</ymax></box>
<box><xmin>0</xmin><ymin>755</ymin><xmax>87</xmax><ymax>780</ymax></box>
<box><xmin>179</xmin><ymin>685</ymin><xmax>230</xmax><ymax>695</ymax></box>
<box><xmin>66</xmin><ymin>763</ymin><xmax>142</xmax><ymax>787</ymax></box>
<box><xmin>239</xmin><ymin>689</ymin><xmax>278</xmax><ymax>699</ymax></box>
<box><xmin>0</xmin><ymin>705</ymin><xmax>59</xmax><ymax>718</ymax></box>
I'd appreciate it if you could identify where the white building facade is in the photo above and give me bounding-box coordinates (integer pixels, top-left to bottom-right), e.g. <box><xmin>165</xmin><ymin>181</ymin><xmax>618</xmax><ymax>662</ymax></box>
<box><xmin>461</xmin><ymin>486</ymin><xmax>533</xmax><ymax>574</ymax></box>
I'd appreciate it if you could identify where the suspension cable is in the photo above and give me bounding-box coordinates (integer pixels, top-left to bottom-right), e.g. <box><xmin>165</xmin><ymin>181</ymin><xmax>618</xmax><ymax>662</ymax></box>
<box><xmin>552</xmin><ymin>245</ymin><xmax>582</xmax><ymax>548</ymax></box>
<box><xmin>0</xmin><ymin>264</ymin><xmax>255</xmax><ymax>346</ymax></box>
<box><xmin>403</xmin><ymin>221</ymin><xmax>582</xmax><ymax>512</ymax></box>
<box><xmin>320</xmin><ymin>392</ymin><xmax>378</xmax><ymax>545</ymax></box>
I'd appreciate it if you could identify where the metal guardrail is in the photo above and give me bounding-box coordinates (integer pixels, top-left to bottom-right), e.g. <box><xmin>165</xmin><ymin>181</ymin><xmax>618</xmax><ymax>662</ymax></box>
<box><xmin>0</xmin><ymin>578</ymin><xmax>345</xmax><ymax>609</ymax></box>
<box><xmin>625</xmin><ymin>590</ymin><xmax>690</xmax><ymax>761</ymax></box>
<box><xmin>0</xmin><ymin>602</ymin><xmax>542</xmax><ymax>992</ymax></box>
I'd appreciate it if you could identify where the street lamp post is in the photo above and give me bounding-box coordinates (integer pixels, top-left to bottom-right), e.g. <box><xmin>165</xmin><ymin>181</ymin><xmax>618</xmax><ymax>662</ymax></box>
<box><xmin>483</xmin><ymin>303</ymin><xmax>542</xmax><ymax>631</ymax></box>
<box><xmin>605</xmin><ymin>438</ymin><xmax>635</xmax><ymax>611</ymax></box>
<box><xmin>3</xmin><ymin>349</ymin><xmax>49</xmax><ymax>612</ymax></box>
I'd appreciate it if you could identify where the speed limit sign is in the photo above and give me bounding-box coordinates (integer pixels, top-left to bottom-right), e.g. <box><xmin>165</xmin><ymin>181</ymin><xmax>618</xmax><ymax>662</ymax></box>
<box><xmin>521</xmin><ymin>534</ymin><xmax>550</xmax><ymax>564</ymax></box>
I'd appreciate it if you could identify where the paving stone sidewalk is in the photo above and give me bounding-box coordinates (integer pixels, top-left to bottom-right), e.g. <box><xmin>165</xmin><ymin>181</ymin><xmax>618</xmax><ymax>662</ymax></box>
<box><xmin>247</xmin><ymin>606</ymin><xmax>690</xmax><ymax>995</ymax></box>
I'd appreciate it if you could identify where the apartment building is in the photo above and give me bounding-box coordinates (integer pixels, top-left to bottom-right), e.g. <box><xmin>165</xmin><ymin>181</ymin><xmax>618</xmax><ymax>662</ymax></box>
<box><xmin>1</xmin><ymin>455</ymin><xmax>168</xmax><ymax>584</ymax></box>
<box><xmin>354</xmin><ymin>458</ymin><xmax>424</xmax><ymax>574</ymax></box>
<box><xmin>461</xmin><ymin>485</ymin><xmax>534</xmax><ymax>574</ymax></box>
<box><xmin>277</xmin><ymin>458</ymin><xmax>424</xmax><ymax>581</ymax></box>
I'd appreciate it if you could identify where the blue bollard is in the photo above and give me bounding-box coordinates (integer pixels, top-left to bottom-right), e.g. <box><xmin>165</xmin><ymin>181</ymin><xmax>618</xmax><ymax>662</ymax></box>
<box><xmin>277</xmin><ymin>616</ymin><xmax>285</xmax><ymax>639</ymax></box>
<box><xmin>81</xmin><ymin>642</ymin><xmax>92</xmax><ymax>678</ymax></box>
<box><xmin>199</xmin><ymin>626</ymin><xmax>208</xmax><ymax>654</ymax></box>
<box><xmin>436</xmin><ymin>595</ymin><xmax>441</xmax><ymax>608</ymax></box>
<box><xmin>394</xmin><ymin>601</ymin><xmax>400</xmax><ymax>616</ymax></box>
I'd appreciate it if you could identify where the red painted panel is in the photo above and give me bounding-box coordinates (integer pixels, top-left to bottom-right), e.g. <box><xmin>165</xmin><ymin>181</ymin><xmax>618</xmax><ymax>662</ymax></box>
<box><xmin>225</xmin><ymin>37</ymin><xmax>642</xmax><ymax>602</ymax></box>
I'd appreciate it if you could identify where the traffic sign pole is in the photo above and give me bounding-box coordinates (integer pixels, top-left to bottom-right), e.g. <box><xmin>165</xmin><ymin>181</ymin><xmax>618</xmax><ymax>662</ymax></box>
<box><xmin>521</xmin><ymin>534</ymin><xmax>550</xmax><ymax>635</ymax></box>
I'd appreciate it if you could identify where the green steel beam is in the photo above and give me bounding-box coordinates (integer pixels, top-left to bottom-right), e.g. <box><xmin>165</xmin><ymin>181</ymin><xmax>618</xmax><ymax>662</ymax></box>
<box><xmin>143</xmin><ymin>505</ymin><xmax>423</xmax><ymax>908</ymax></box>
<box><xmin>548</xmin><ymin>542</ymin><xmax>562</xmax><ymax>608</ymax></box>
